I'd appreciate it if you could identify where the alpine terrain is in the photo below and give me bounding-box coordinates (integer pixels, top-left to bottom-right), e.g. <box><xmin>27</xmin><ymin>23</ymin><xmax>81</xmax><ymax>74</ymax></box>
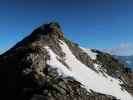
<box><xmin>0</xmin><ymin>22</ymin><xmax>133</xmax><ymax>100</ymax></box>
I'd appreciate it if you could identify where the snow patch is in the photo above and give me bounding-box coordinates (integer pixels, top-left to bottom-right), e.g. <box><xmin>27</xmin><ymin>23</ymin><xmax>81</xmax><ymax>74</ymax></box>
<box><xmin>81</xmin><ymin>48</ymin><xmax>97</xmax><ymax>60</ymax></box>
<box><xmin>93</xmin><ymin>63</ymin><xmax>101</xmax><ymax>71</ymax></box>
<box><xmin>58</xmin><ymin>40</ymin><xmax>133</xmax><ymax>100</ymax></box>
<box><xmin>44</xmin><ymin>46</ymin><xmax>74</xmax><ymax>77</ymax></box>
<box><xmin>93</xmin><ymin>63</ymin><xmax>107</xmax><ymax>73</ymax></box>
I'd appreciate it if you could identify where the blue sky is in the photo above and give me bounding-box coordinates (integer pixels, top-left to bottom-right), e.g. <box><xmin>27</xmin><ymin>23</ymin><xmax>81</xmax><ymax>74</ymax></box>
<box><xmin>0</xmin><ymin>0</ymin><xmax>133</xmax><ymax>56</ymax></box>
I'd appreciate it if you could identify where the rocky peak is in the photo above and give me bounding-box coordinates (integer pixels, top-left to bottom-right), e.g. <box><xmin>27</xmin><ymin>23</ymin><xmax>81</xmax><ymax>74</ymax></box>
<box><xmin>32</xmin><ymin>22</ymin><xmax>64</xmax><ymax>39</ymax></box>
<box><xmin>0</xmin><ymin>22</ymin><xmax>133</xmax><ymax>100</ymax></box>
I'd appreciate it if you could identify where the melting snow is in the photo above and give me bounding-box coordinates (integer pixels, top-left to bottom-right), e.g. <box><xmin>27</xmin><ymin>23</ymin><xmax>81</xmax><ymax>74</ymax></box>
<box><xmin>45</xmin><ymin>41</ymin><xmax>133</xmax><ymax>100</ymax></box>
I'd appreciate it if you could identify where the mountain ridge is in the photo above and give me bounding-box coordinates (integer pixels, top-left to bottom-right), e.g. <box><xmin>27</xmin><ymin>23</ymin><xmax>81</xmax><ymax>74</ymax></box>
<box><xmin>0</xmin><ymin>22</ymin><xmax>133</xmax><ymax>100</ymax></box>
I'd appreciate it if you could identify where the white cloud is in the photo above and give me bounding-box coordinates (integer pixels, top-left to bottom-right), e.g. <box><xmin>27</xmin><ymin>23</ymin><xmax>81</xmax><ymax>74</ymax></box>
<box><xmin>104</xmin><ymin>42</ymin><xmax>133</xmax><ymax>56</ymax></box>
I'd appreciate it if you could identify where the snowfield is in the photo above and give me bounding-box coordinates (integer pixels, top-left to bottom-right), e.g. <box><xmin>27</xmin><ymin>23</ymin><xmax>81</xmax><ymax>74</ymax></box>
<box><xmin>44</xmin><ymin>40</ymin><xmax>133</xmax><ymax>100</ymax></box>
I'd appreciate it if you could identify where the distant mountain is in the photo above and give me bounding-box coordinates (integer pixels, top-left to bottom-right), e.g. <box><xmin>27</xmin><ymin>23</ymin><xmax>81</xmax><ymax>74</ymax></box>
<box><xmin>0</xmin><ymin>22</ymin><xmax>133</xmax><ymax>100</ymax></box>
<box><xmin>113</xmin><ymin>55</ymin><xmax>133</xmax><ymax>68</ymax></box>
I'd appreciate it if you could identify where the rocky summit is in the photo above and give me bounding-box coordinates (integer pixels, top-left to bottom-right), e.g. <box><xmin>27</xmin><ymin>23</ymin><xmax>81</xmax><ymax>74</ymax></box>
<box><xmin>0</xmin><ymin>22</ymin><xmax>133</xmax><ymax>100</ymax></box>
